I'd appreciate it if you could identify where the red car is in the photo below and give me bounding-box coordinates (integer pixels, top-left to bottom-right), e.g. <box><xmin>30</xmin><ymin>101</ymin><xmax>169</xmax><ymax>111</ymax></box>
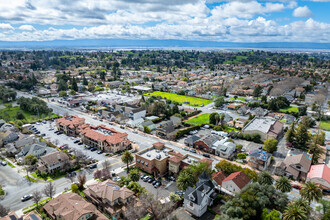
<box><xmin>291</xmin><ymin>184</ymin><xmax>301</xmax><ymax>190</ymax></box>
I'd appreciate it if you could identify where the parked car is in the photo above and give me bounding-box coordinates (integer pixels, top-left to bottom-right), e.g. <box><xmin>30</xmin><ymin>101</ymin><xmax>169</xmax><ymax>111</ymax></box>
<box><xmin>112</xmin><ymin>176</ymin><xmax>121</xmax><ymax>181</ymax></box>
<box><xmin>154</xmin><ymin>181</ymin><xmax>161</xmax><ymax>188</ymax></box>
<box><xmin>291</xmin><ymin>184</ymin><xmax>301</xmax><ymax>190</ymax></box>
<box><xmin>89</xmin><ymin>164</ymin><xmax>97</xmax><ymax>169</ymax></box>
<box><xmin>109</xmin><ymin>122</ymin><xmax>114</xmax><ymax>125</ymax></box>
<box><xmin>1</xmin><ymin>161</ymin><xmax>7</xmax><ymax>166</ymax></box>
<box><xmin>90</xmin><ymin>147</ymin><xmax>97</xmax><ymax>151</ymax></box>
<box><xmin>175</xmin><ymin>191</ymin><xmax>185</xmax><ymax>197</ymax></box>
<box><xmin>169</xmin><ymin>176</ymin><xmax>176</xmax><ymax>181</ymax></box>
<box><xmin>78</xmin><ymin>142</ymin><xmax>83</xmax><ymax>145</ymax></box>
<box><xmin>21</xmin><ymin>194</ymin><xmax>33</xmax><ymax>202</ymax></box>
<box><xmin>48</xmin><ymin>128</ymin><xmax>54</xmax><ymax>131</ymax></box>
<box><xmin>202</xmin><ymin>154</ymin><xmax>210</xmax><ymax>158</ymax></box>
<box><xmin>148</xmin><ymin>178</ymin><xmax>155</xmax><ymax>183</ymax></box>
<box><xmin>97</xmin><ymin>150</ymin><xmax>104</xmax><ymax>154</ymax></box>
<box><xmin>140</xmin><ymin>174</ymin><xmax>147</xmax><ymax>180</ymax></box>
<box><xmin>184</xmin><ymin>147</ymin><xmax>190</xmax><ymax>151</ymax></box>
<box><xmin>143</xmin><ymin>176</ymin><xmax>150</xmax><ymax>182</ymax></box>
<box><xmin>73</xmin><ymin>140</ymin><xmax>80</xmax><ymax>144</ymax></box>
<box><xmin>132</xmin><ymin>130</ymin><xmax>138</xmax><ymax>134</ymax></box>
<box><xmin>152</xmin><ymin>180</ymin><xmax>157</xmax><ymax>185</ymax></box>
<box><xmin>189</xmin><ymin>149</ymin><xmax>196</xmax><ymax>153</ymax></box>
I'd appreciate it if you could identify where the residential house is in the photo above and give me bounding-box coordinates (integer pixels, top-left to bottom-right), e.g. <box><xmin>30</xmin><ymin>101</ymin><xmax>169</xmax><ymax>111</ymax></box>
<box><xmin>16</xmin><ymin>142</ymin><xmax>56</xmax><ymax>162</ymax></box>
<box><xmin>80</xmin><ymin>125</ymin><xmax>130</xmax><ymax>153</ymax></box>
<box><xmin>212</xmin><ymin>171</ymin><xmax>227</xmax><ymax>188</ymax></box>
<box><xmin>170</xmin><ymin>116</ymin><xmax>182</xmax><ymax>128</ymax></box>
<box><xmin>222</xmin><ymin>171</ymin><xmax>251</xmax><ymax>193</ymax></box>
<box><xmin>43</xmin><ymin>193</ymin><xmax>107</xmax><ymax>220</ymax></box>
<box><xmin>212</xmin><ymin>140</ymin><xmax>236</xmax><ymax>159</ymax></box>
<box><xmin>307</xmin><ymin>164</ymin><xmax>330</xmax><ymax>189</ymax></box>
<box><xmin>15</xmin><ymin>135</ymin><xmax>35</xmax><ymax>149</ymax></box>
<box><xmin>155</xmin><ymin>121</ymin><xmax>176</xmax><ymax>140</ymax></box>
<box><xmin>84</xmin><ymin>180</ymin><xmax>135</xmax><ymax>219</ymax></box>
<box><xmin>0</xmin><ymin>119</ymin><xmax>14</xmax><ymax>132</ymax></box>
<box><xmin>184</xmin><ymin>135</ymin><xmax>200</xmax><ymax>147</ymax></box>
<box><xmin>0</xmin><ymin>211</ymin><xmax>42</xmax><ymax>220</ymax></box>
<box><xmin>275</xmin><ymin>153</ymin><xmax>312</xmax><ymax>181</ymax></box>
<box><xmin>248</xmin><ymin>149</ymin><xmax>272</xmax><ymax>171</ymax></box>
<box><xmin>56</xmin><ymin>115</ymin><xmax>86</xmax><ymax>137</ymax></box>
<box><xmin>4</xmin><ymin>143</ymin><xmax>18</xmax><ymax>156</ymax></box>
<box><xmin>2</xmin><ymin>131</ymin><xmax>19</xmax><ymax>145</ymax></box>
<box><xmin>138</xmin><ymin>120</ymin><xmax>156</xmax><ymax>132</ymax></box>
<box><xmin>37</xmin><ymin>151</ymin><xmax>70</xmax><ymax>174</ymax></box>
<box><xmin>184</xmin><ymin>172</ymin><xmax>217</xmax><ymax>217</ymax></box>
<box><xmin>242</xmin><ymin>117</ymin><xmax>284</xmax><ymax>141</ymax></box>
<box><xmin>193</xmin><ymin>135</ymin><xmax>218</xmax><ymax>154</ymax></box>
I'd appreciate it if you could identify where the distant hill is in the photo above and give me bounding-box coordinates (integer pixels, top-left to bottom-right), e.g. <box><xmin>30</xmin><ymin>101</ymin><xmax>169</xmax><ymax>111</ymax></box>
<box><xmin>0</xmin><ymin>39</ymin><xmax>329</xmax><ymax>50</ymax></box>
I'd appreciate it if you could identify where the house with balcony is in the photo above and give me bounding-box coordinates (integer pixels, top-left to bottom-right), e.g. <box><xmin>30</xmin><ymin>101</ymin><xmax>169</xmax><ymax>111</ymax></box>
<box><xmin>80</xmin><ymin>125</ymin><xmax>130</xmax><ymax>153</ymax></box>
<box><xmin>56</xmin><ymin>115</ymin><xmax>86</xmax><ymax>137</ymax></box>
<box><xmin>84</xmin><ymin>180</ymin><xmax>135</xmax><ymax>219</ymax></box>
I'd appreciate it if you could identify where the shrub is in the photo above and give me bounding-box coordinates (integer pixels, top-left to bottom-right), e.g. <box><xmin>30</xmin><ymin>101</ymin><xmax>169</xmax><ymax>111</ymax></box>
<box><xmin>71</xmin><ymin>184</ymin><xmax>79</xmax><ymax>193</ymax></box>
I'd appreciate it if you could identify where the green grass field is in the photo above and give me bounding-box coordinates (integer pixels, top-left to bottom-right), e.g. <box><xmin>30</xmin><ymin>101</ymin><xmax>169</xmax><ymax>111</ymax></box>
<box><xmin>279</xmin><ymin>106</ymin><xmax>299</xmax><ymax>113</ymax></box>
<box><xmin>320</xmin><ymin>121</ymin><xmax>330</xmax><ymax>131</ymax></box>
<box><xmin>185</xmin><ymin>113</ymin><xmax>210</xmax><ymax>125</ymax></box>
<box><xmin>228</xmin><ymin>97</ymin><xmax>247</xmax><ymax>102</ymax></box>
<box><xmin>0</xmin><ymin>106</ymin><xmax>59</xmax><ymax>125</ymax></box>
<box><xmin>145</xmin><ymin>91</ymin><xmax>212</xmax><ymax>106</ymax></box>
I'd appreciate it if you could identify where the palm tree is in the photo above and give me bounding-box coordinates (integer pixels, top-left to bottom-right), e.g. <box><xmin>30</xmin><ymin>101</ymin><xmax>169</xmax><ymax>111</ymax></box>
<box><xmin>275</xmin><ymin>176</ymin><xmax>292</xmax><ymax>193</ymax></box>
<box><xmin>176</xmin><ymin>170</ymin><xmax>195</xmax><ymax>191</ymax></box>
<box><xmin>121</xmin><ymin>150</ymin><xmax>134</xmax><ymax>174</ymax></box>
<box><xmin>300</xmin><ymin>181</ymin><xmax>322</xmax><ymax>204</ymax></box>
<box><xmin>258</xmin><ymin>171</ymin><xmax>273</xmax><ymax>185</ymax></box>
<box><xmin>128</xmin><ymin>169</ymin><xmax>140</xmax><ymax>182</ymax></box>
<box><xmin>283</xmin><ymin>201</ymin><xmax>308</xmax><ymax>220</ymax></box>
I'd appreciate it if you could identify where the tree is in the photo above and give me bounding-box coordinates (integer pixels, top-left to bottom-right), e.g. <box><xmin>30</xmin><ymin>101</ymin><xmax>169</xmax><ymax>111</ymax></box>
<box><xmin>169</xmin><ymin>192</ymin><xmax>182</xmax><ymax>202</ymax></box>
<box><xmin>283</xmin><ymin>200</ymin><xmax>309</xmax><ymax>220</ymax></box>
<box><xmin>258</xmin><ymin>171</ymin><xmax>274</xmax><ymax>185</ymax></box>
<box><xmin>275</xmin><ymin>176</ymin><xmax>292</xmax><ymax>193</ymax></box>
<box><xmin>102</xmin><ymin>159</ymin><xmax>111</xmax><ymax>172</ymax></box>
<box><xmin>57</xmin><ymin>79</ymin><xmax>67</xmax><ymax>92</ymax></box>
<box><xmin>176</xmin><ymin>170</ymin><xmax>195</xmax><ymax>191</ymax></box>
<box><xmin>300</xmin><ymin>181</ymin><xmax>322</xmax><ymax>205</ymax></box>
<box><xmin>262</xmin><ymin>209</ymin><xmax>281</xmax><ymax>220</ymax></box>
<box><xmin>82</xmin><ymin>76</ymin><xmax>88</xmax><ymax>85</ymax></box>
<box><xmin>128</xmin><ymin>169</ymin><xmax>140</xmax><ymax>182</ymax></box>
<box><xmin>121</xmin><ymin>150</ymin><xmax>134</xmax><ymax>174</ymax></box>
<box><xmin>77</xmin><ymin>173</ymin><xmax>86</xmax><ymax>190</ymax></box>
<box><xmin>0</xmin><ymin>204</ymin><xmax>9</xmax><ymax>218</ymax></box>
<box><xmin>127</xmin><ymin>181</ymin><xmax>145</xmax><ymax>196</ymax></box>
<box><xmin>69</xmin><ymin>90</ymin><xmax>76</xmax><ymax>95</ymax></box>
<box><xmin>71</xmin><ymin>184</ymin><xmax>79</xmax><ymax>193</ymax></box>
<box><xmin>143</xmin><ymin>125</ymin><xmax>151</xmax><ymax>134</ymax></box>
<box><xmin>215</xmin><ymin>96</ymin><xmax>225</xmax><ymax>108</ymax></box>
<box><xmin>295</xmin><ymin>117</ymin><xmax>310</xmax><ymax>150</ymax></box>
<box><xmin>25</xmin><ymin>155</ymin><xmax>38</xmax><ymax>165</ymax></box>
<box><xmin>209</xmin><ymin>112</ymin><xmax>219</xmax><ymax>125</ymax></box>
<box><xmin>316</xmin><ymin>199</ymin><xmax>330</xmax><ymax>214</ymax></box>
<box><xmin>263</xmin><ymin>138</ymin><xmax>278</xmax><ymax>153</ymax></box>
<box><xmin>253</xmin><ymin>85</ymin><xmax>263</xmax><ymax>99</ymax></box>
<box><xmin>32</xmin><ymin>190</ymin><xmax>42</xmax><ymax>208</ymax></box>
<box><xmin>43</xmin><ymin>182</ymin><xmax>56</xmax><ymax>198</ymax></box>
<box><xmin>71</xmin><ymin>77</ymin><xmax>78</xmax><ymax>92</ymax></box>
<box><xmin>286</xmin><ymin>122</ymin><xmax>295</xmax><ymax>144</ymax></box>
<box><xmin>237</xmin><ymin>153</ymin><xmax>246</xmax><ymax>160</ymax></box>
<box><xmin>59</xmin><ymin>90</ymin><xmax>67</xmax><ymax>97</ymax></box>
<box><xmin>298</xmin><ymin>106</ymin><xmax>307</xmax><ymax>116</ymax></box>
<box><xmin>16</xmin><ymin>110</ymin><xmax>25</xmax><ymax>120</ymax></box>
<box><xmin>215</xmin><ymin>160</ymin><xmax>258</xmax><ymax>181</ymax></box>
<box><xmin>138</xmin><ymin>192</ymin><xmax>173</xmax><ymax>220</ymax></box>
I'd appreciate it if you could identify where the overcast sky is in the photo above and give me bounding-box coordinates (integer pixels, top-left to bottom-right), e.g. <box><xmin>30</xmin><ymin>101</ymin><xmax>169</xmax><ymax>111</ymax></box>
<box><xmin>0</xmin><ymin>0</ymin><xmax>329</xmax><ymax>42</ymax></box>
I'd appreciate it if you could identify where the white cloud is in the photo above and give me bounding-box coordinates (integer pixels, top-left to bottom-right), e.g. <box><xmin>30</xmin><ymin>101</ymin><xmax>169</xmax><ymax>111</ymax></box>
<box><xmin>18</xmin><ymin>25</ymin><xmax>36</xmax><ymax>31</ymax></box>
<box><xmin>0</xmin><ymin>23</ymin><xmax>14</xmax><ymax>31</ymax></box>
<box><xmin>293</xmin><ymin>6</ymin><xmax>313</xmax><ymax>17</ymax></box>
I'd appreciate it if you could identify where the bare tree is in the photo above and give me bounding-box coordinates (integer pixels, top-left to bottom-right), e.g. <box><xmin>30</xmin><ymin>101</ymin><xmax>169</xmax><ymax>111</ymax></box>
<box><xmin>125</xmin><ymin>197</ymin><xmax>146</xmax><ymax>220</ymax></box>
<box><xmin>43</xmin><ymin>182</ymin><xmax>56</xmax><ymax>198</ymax></box>
<box><xmin>102</xmin><ymin>159</ymin><xmax>111</xmax><ymax>172</ymax></box>
<box><xmin>138</xmin><ymin>192</ymin><xmax>173</xmax><ymax>220</ymax></box>
<box><xmin>32</xmin><ymin>190</ymin><xmax>42</xmax><ymax>208</ymax></box>
<box><xmin>0</xmin><ymin>204</ymin><xmax>9</xmax><ymax>217</ymax></box>
<box><xmin>77</xmin><ymin>173</ymin><xmax>86</xmax><ymax>190</ymax></box>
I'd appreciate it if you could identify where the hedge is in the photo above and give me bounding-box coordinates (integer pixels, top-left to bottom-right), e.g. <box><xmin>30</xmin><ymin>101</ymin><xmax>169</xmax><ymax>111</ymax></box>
<box><xmin>175</xmin><ymin>125</ymin><xmax>201</xmax><ymax>139</ymax></box>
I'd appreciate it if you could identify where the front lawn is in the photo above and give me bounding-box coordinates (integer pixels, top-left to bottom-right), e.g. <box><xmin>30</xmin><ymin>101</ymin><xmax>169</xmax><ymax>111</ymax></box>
<box><xmin>279</xmin><ymin>106</ymin><xmax>299</xmax><ymax>113</ymax></box>
<box><xmin>145</xmin><ymin>91</ymin><xmax>213</xmax><ymax>106</ymax></box>
<box><xmin>228</xmin><ymin>97</ymin><xmax>247</xmax><ymax>102</ymax></box>
<box><xmin>320</xmin><ymin>121</ymin><xmax>330</xmax><ymax>131</ymax></box>
<box><xmin>185</xmin><ymin>113</ymin><xmax>210</xmax><ymax>126</ymax></box>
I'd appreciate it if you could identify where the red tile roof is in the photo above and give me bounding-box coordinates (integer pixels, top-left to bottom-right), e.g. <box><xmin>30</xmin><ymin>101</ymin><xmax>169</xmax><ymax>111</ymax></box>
<box><xmin>81</xmin><ymin>125</ymin><xmax>128</xmax><ymax>145</ymax></box>
<box><xmin>168</xmin><ymin>156</ymin><xmax>183</xmax><ymax>164</ymax></box>
<box><xmin>153</xmin><ymin>142</ymin><xmax>165</xmax><ymax>148</ymax></box>
<box><xmin>57</xmin><ymin>115</ymin><xmax>85</xmax><ymax>128</ymax></box>
<box><xmin>223</xmin><ymin>171</ymin><xmax>250</xmax><ymax>189</ymax></box>
<box><xmin>307</xmin><ymin>164</ymin><xmax>330</xmax><ymax>185</ymax></box>
<box><xmin>212</xmin><ymin>171</ymin><xmax>227</xmax><ymax>186</ymax></box>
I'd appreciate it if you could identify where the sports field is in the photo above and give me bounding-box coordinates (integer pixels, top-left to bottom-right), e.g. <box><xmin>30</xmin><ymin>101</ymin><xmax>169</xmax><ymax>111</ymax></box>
<box><xmin>145</xmin><ymin>91</ymin><xmax>212</xmax><ymax>106</ymax></box>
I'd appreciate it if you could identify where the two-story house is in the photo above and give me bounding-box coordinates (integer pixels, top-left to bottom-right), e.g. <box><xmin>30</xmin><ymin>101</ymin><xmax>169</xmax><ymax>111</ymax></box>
<box><xmin>84</xmin><ymin>180</ymin><xmax>135</xmax><ymax>219</ymax></box>
<box><xmin>247</xmin><ymin>149</ymin><xmax>272</xmax><ymax>171</ymax></box>
<box><xmin>16</xmin><ymin>142</ymin><xmax>56</xmax><ymax>162</ymax></box>
<box><xmin>212</xmin><ymin>139</ymin><xmax>236</xmax><ymax>159</ymax></box>
<box><xmin>43</xmin><ymin>193</ymin><xmax>107</xmax><ymax>220</ymax></box>
<box><xmin>221</xmin><ymin>171</ymin><xmax>251</xmax><ymax>193</ymax></box>
<box><xmin>184</xmin><ymin>172</ymin><xmax>217</xmax><ymax>217</ymax></box>
<box><xmin>37</xmin><ymin>151</ymin><xmax>70</xmax><ymax>174</ymax></box>
<box><xmin>56</xmin><ymin>115</ymin><xmax>86</xmax><ymax>137</ymax></box>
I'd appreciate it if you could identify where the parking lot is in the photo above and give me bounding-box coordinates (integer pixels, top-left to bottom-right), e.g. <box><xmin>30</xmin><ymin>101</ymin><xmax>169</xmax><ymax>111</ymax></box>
<box><xmin>33</xmin><ymin>121</ymin><xmax>109</xmax><ymax>161</ymax></box>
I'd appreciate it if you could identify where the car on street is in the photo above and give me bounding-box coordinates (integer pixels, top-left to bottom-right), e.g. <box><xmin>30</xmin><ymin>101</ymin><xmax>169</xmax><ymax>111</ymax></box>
<box><xmin>90</xmin><ymin>147</ymin><xmax>97</xmax><ymax>151</ymax></box>
<box><xmin>48</xmin><ymin>128</ymin><xmax>54</xmax><ymax>131</ymax></box>
<box><xmin>97</xmin><ymin>150</ymin><xmax>104</xmax><ymax>154</ymax></box>
<box><xmin>21</xmin><ymin>194</ymin><xmax>33</xmax><ymax>202</ymax></box>
<box><xmin>1</xmin><ymin>161</ymin><xmax>7</xmax><ymax>166</ymax></box>
<box><xmin>291</xmin><ymin>184</ymin><xmax>301</xmax><ymax>190</ymax></box>
<box><xmin>132</xmin><ymin>130</ymin><xmax>138</xmax><ymax>134</ymax></box>
<box><xmin>112</xmin><ymin>176</ymin><xmax>121</xmax><ymax>181</ymax></box>
<box><xmin>184</xmin><ymin>147</ymin><xmax>190</xmax><ymax>151</ymax></box>
<box><xmin>89</xmin><ymin>164</ymin><xmax>97</xmax><ymax>169</ymax></box>
<box><xmin>73</xmin><ymin>140</ymin><xmax>80</xmax><ymax>144</ymax></box>
<box><xmin>189</xmin><ymin>149</ymin><xmax>196</xmax><ymax>153</ymax></box>
<box><xmin>202</xmin><ymin>154</ymin><xmax>210</xmax><ymax>158</ymax></box>
<box><xmin>109</xmin><ymin>122</ymin><xmax>114</xmax><ymax>125</ymax></box>
<box><xmin>78</xmin><ymin>142</ymin><xmax>83</xmax><ymax>145</ymax></box>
